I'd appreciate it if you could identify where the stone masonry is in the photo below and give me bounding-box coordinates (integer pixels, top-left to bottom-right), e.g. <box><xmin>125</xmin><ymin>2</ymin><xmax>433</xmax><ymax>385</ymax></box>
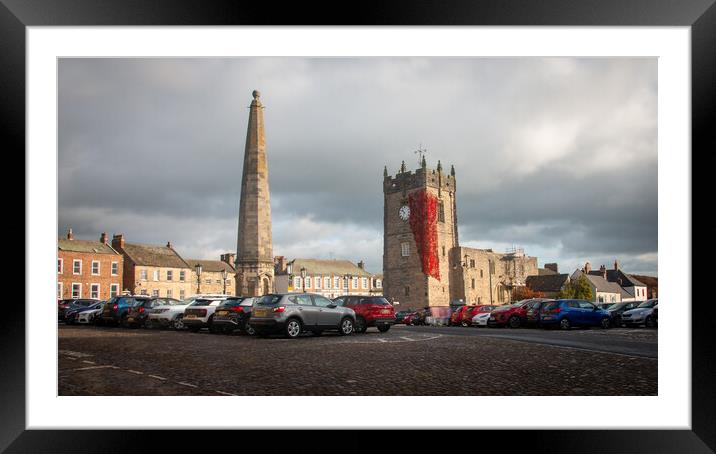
<box><xmin>235</xmin><ymin>90</ymin><xmax>274</xmax><ymax>296</ymax></box>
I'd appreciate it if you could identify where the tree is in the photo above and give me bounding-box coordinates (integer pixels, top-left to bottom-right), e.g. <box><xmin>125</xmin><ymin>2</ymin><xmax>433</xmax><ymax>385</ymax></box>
<box><xmin>557</xmin><ymin>281</ymin><xmax>575</xmax><ymax>299</ymax></box>
<box><xmin>511</xmin><ymin>286</ymin><xmax>544</xmax><ymax>302</ymax></box>
<box><xmin>573</xmin><ymin>275</ymin><xmax>594</xmax><ymax>300</ymax></box>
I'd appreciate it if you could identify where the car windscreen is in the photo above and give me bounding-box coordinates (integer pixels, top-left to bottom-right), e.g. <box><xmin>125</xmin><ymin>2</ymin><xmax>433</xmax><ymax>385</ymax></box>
<box><xmin>637</xmin><ymin>300</ymin><xmax>657</xmax><ymax>308</ymax></box>
<box><xmin>542</xmin><ymin>302</ymin><xmax>560</xmax><ymax>311</ymax></box>
<box><xmin>220</xmin><ymin>298</ymin><xmax>244</xmax><ymax>307</ymax></box>
<box><xmin>257</xmin><ymin>295</ymin><xmax>282</xmax><ymax>306</ymax></box>
<box><xmin>360</xmin><ymin>297</ymin><xmax>390</xmax><ymax>305</ymax></box>
<box><xmin>132</xmin><ymin>299</ymin><xmax>151</xmax><ymax>307</ymax></box>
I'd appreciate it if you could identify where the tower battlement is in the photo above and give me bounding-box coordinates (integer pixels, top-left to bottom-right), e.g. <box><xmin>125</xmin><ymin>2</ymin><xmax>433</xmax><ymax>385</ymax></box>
<box><xmin>383</xmin><ymin>165</ymin><xmax>455</xmax><ymax>194</ymax></box>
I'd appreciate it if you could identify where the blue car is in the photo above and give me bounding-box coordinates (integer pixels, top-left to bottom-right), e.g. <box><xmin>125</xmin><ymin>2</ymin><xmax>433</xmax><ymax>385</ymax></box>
<box><xmin>100</xmin><ymin>295</ymin><xmax>151</xmax><ymax>326</ymax></box>
<box><xmin>539</xmin><ymin>299</ymin><xmax>612</xmax><ymax>330</ymax></box>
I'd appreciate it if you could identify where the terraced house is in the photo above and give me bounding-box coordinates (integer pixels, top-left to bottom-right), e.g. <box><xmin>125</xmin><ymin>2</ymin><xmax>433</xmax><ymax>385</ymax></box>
<box><xmin>57</xmin><ymin>229</ymin><xmax>123</xmax><ymax>300</ymax></box>
<box><xmin>184</xmin><ymin>254</ymin><xmax>236</xmax><ymax>295</ymax></box>
<box><xmin>111</xmin><ymin>234</ymin><xmax>192</xmax><ymax>300</ymax></box>
<box><xmin>273</xmin><ymin>258</ymin><xmax>378</xmax><ymax>299</ymax></box>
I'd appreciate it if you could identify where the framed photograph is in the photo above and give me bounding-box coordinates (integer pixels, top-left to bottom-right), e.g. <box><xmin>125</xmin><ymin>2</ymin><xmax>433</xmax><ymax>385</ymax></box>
<box><xmin>8</xmin><ymin>0</ymin><xmax>710</xmax><ymax>451</ymax></box>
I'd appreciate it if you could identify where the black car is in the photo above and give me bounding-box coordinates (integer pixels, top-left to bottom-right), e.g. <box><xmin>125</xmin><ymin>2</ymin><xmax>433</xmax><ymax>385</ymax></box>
<box><xmin>524</xmin><ymin>298</ymin><xmax>555</xmax><ymax>326</ymax></box>
<box><xmin>605</xmin><ymin>301</ymin><xmax>641</xmax><ymax>327</ymax></box>
<box><xmin>394</xmin><ymin>310</ymin><xmax>412</xmax><ymax>324</ymax></box>
<box><xmin>211</xmin><ymin>297</ymin><xmax>256</xmax><ymax>334</ymax></box>
<box><xmin>62</xmin><ymin>299</ymin><xmax>101</xmax><ymax>324</ymax></box>
<box><xmin>125</xmin><ymin>297</ymin><xmax>180</xmax><ymax>328</ymax></box>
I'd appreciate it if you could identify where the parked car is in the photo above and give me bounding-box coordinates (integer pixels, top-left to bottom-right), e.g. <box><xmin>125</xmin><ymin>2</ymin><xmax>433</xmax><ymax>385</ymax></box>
<box><xmin>101</xmin><ymin>295</ymin><xmax>150</xmax><ymax>326</ymax></box>
<box><xmin>651</xmin><ymin>304</ymin><xmax>658</xmax><ymax>328</ymax></box>
<box><xmin>402</xmin><ymin>311</ymin><xmax>420</xmax><ymax>325</ymax></box>
<box><xmin>394</xmin><ymin>310</ymin><xmax>412</xmax><ymax>324</ymax></box>
<box><xmin>487</xmin><ymin>300</ymin><xmax>534</xmax><ymax>328</ymax></box>
<box><xmin>523</xmin><ymin>298</ymin><xmax>555</xmax><ymax>327</ymax></box>
<box><xmin>59</xmin><ymin>298</ymin><xmax>98</xmax><ymax>322</ymax></box>
<box><xmin>621</xmin><ymin>299</ymin><xmax>658</xmax><ymax>328</ymax></box>
<box><xmin>333</xmin><ymin>295</ymin><xmax>396</xmax><ymax>333</ymax></box>
<box><xmin>145</xmin><ymin>295</ymin><xmax>215</xmax><ymax>330</ymax></box>
<box><xmin>182</xmin><ymin>295</ymin><xmax>230</xmax><ymax>332</ymax></box>
<box><xmin>539</xmin><ymin>299</ymin><xmax>612</xmax><ymax>330</ymax></box>
<box><xmin>461</xmin><ymin>305</ymin><xmax>496</xmax><ymax>326</ymax></box>
<box><xmin>449</xmin><ymin>306</ymin><xmax>470</xmax><ymax>326</ymax></box>
<box><xmin>64</xmin><ymin>300</ymin><xmax>103</xmax><ymax>325</ymax></box>
<box><xmin>471</xmin><ymin>310</ymin><xmax>494</xmax><ymax>327</ymax></box>
<box><xmin>249</xmin><ymin>293</ymin><xmax>356</xmax><ymax>338</ymax></box>
<box><xmin>211</xmin><ymin>296</ymin><xmax>257</xmax><ymax>334</ymax></box>
<box><xmin>76</xmin><ymin>302</ymin><xmax>105</xmax><ymax>324</ymax></box>
<box><xmin>604</xmin><ymin>301</ymin><xmax>641</xmax><ymax>327</ymax></box>
<box><xmin>124</xmin><ymin>297</ymin><xmax>181</xmax><ymax>328</ymax></box>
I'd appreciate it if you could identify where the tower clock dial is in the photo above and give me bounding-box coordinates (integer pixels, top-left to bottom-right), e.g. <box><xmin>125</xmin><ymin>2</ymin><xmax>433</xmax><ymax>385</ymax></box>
<box><xmin>399</xmin><ymin>205</ymin><xmax>410</xmax><ymax>221</ymax></box>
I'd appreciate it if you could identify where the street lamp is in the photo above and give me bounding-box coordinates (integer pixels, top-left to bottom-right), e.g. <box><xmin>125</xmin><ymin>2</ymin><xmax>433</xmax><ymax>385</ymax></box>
<box><xmin>221</xmin><ymin>268</ymin><xmax>228</xmax><ymax>295</ymax></box>
<box><xmin>300</xmin><ymin>267</ymin><xmax>307</xmax><ymax>293</ymax></box>
<box><xmin>195</xmin><ymin>263</ymin><xmax>202</xmax><ymax>294</ymax></box>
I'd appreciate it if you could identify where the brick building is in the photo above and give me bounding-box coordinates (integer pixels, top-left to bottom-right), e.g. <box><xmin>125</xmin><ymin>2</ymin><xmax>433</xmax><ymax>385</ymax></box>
<box><xmin>184</xmin><ymin>254</ymin><xmax>236</xmax><ymax>296</ymax></box>
<box><xmin>274</xmin><ymin>258</ymin><xmax>377</xmax><ymax>299</ymax></box>
<box><xmin>383</xmin><ymin>159</ymin><xmax>540</xmax><ymax>311</ymax></box>
<box><xmin>111</xmin><ymin>234</ymin><xmax>193</xmax><ymax>300</ymax></box>
<box><xmin>57</xmin><ymin>229</ymin><xmax>123</xmax><ymax>300</ymax></box>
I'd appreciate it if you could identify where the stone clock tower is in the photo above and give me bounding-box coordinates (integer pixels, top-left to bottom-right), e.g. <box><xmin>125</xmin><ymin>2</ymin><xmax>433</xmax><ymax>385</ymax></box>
<box><xmin>383</xmin><ymin>159</ymin><xmax>459</xmax><ymax>310</ymax></box>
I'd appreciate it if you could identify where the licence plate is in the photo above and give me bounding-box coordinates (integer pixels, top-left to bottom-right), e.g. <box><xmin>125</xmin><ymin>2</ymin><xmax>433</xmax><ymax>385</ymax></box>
<box><xmin>127</xmin><ymin>317</ymin><xmax>134</xmax><ymax>322</ymax></box>
<box><xmin>543</xmin><ymin>316</ymin><xmax>554</xmax><ymax>320</ymax></box>
<box><xmin>217</xmin><ymin>310</ymin><xmax>229</xmax><ymax>316</ymax></box>
<box><xmin>381</xmin><ymin>309</ymin><xmax>390</xmax><ymax>314</ymax></box>
<box><xmin>185</xmin><ymin>314</ymin><xmax>197</xmax><ymax>319</ymax></box>
<box><xmin>253</xmin><ymin>309</ymin><xmax>267</xmax><ymax>317</ymax></box>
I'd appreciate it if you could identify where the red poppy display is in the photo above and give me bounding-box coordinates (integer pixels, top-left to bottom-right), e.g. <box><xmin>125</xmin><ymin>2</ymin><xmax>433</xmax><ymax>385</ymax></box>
<box><xmin>408</xmin><ymin>189</ymin><xmax>440</xmax><ymax>280</ymax></box>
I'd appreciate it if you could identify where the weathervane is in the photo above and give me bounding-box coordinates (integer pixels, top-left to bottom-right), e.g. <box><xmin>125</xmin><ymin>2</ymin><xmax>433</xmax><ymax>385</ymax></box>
<box><xmin>414</xmin><ymin>143</ymin><xmax>427</xmax><ymax>167</ymax></box>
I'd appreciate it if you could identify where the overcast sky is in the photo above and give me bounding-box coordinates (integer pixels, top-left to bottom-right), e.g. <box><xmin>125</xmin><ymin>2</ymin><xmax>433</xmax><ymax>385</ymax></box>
<box><xmin>58</xmin><ymin>57</ymin><xmax>657</xmax><ymax>276</ymax></box>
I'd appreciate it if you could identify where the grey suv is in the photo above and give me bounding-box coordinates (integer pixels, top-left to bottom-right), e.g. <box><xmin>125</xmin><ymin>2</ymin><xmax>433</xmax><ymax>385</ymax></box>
<box><xmin>249</xmin><ymin>293</ymin><xmax>356</xmax><ymax>338</ymax></box>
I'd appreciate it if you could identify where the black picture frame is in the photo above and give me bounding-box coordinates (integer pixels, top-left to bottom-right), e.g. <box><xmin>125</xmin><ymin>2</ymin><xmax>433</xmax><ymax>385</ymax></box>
<box><xmin>6</xmin><ymin>0</ymin><xmax>710</xmax><ymax>451</ymax></box>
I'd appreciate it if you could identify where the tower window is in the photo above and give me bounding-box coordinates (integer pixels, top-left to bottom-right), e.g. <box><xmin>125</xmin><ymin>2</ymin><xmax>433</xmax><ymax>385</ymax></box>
<box><xmin>442</xmin><ymin>245</ymin><xmax>446</xmax><ymax>257</ymax></box>
<box><xmin>471</xmin><ymin>278</ymin><xmax>475</xmax><ymax>289</ymax></box>
<box><xmin>404</xmin><ymin>286</ymin><xmax>410</xmax><ymax>296</ymax></box>
<box><xmin>401</xmin><ymin>242</ymin><xmax>410</xmax><ymax>257</ymax></box>
<box><xmin>470</xmin><ymin>259</ymin><xmax>475</xmax><ymax>268</ymax></box>
<box><xmin>480</xmin><ymin>269</ymin><xmax>484</xmax><ymax>278</ymax></box>
<box><xmin>438</xmin><ymin>201</ymin><xmax>445</xmax><ymax>223</ymax></box>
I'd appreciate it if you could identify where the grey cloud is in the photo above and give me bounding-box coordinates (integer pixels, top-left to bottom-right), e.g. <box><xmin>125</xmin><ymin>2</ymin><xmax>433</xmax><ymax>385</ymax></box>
<box><xmin>58</xmin><ymin>57</ymin><xmax>657</xmax><ymax>276</ymax></box>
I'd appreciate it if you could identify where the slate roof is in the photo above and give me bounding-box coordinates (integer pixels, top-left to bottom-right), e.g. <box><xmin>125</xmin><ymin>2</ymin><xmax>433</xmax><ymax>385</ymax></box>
<box><xmin>584</xmin><ymin>274</ymin><xmax>625</xmax><ymax>294</ymax></box>
<box><xmin>525</xmin><ymin>274</ymin><xmax>569</xmax><ymax>293</ymax></box>
<box><xmin>184</xmin><ymin>259</ymin><xmax>234</xmax><ymax>273</ymax></box>
<box><xmin>588</xmin><ymin>269</ymin><xmax>646</xmax><ymax>287</ymax></box>
<box><xmin>281</xmin><ymin>259</ymin><xmax>372</xmax><ymax>277</ymax></box>
<box><xmin>58</xmin><ymin>238</ymin><xmax>120</xmax><ymax>255</ymax></box>
<box><xmin>121</xmin><ymin>242</ymin><xmax>190</xmax><ymax>268</ymax></box>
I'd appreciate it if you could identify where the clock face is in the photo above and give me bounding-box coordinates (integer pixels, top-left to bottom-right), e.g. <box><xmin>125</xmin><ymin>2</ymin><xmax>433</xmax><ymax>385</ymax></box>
<box><xmin>399</xmin><ymin>205</ymin><xmax>410</xmax><ymax>221</ymax></box>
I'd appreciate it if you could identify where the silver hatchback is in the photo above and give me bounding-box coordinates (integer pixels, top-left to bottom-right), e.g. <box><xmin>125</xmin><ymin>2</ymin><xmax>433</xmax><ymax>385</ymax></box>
<box><xmin>249</xmin><ymin>293</ymin><xmax>356</xmax><ymax>338</ymax></box>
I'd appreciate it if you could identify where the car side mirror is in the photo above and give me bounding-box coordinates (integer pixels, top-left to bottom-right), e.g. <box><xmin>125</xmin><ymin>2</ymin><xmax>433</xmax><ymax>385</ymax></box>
<box><xmin>327</xmin><ymin>303</ymin><xmax>337</xmax><ymax>309</ymax></box>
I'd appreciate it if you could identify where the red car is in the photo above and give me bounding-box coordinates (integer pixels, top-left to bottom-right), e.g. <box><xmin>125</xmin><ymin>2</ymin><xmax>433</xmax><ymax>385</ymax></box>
<box><xmin>449</xmin><ymin>306</ymin><xmax>469</xmax><ymax>326</ymax></box>
<box><xmin>333</xmin><ymin>295</ymin><xmax>396</xmax><ymax>333</ymax></box>
<box><xmin>460</xmin><ymin>305</ymin><xmax>496</xmax><ymax>326</ymax></box>
<box><xmin>487</xmin><ymin>300</ymin><xmax>534</xmax><ymax>328</ymax></box>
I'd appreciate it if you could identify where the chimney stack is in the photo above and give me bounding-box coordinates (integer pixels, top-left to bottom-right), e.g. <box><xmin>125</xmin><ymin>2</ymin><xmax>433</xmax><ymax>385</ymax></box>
<box><xmin>584</xmin><ymin>262</ymin><xmax>592</xmax><ymax>274</ymax></box>
<box><xmin>614</xmin><ymin>260</ymin><xmax>620</xmax><ymax>271</ymax></box>
<box><xmin>111</xmin><ymin>234</ymin><xmax>125</xmax><ymax>250</ymax></box>
<box><xmin>66</xmin><ymin>228</ymin><xmax>74</xmax><ymax>240</ymax></box>
<box><xmin>100</xmin><ymin>232</ymin><xmax>108</xmax><ymax>244</ymax></box>
<box><xmin>358</xmin><ymin>260</ymin><xmax>365</xmax><ymax>270</ymax></box>
<box><xmin>166</xmin><ymin>241</ymin><xmax>172</xmax><ymax>248</ymax></box>
<box><xmin>545</xmin><ymin>263</ymin><xmax>558</xmax><ymax>273</ymax></box>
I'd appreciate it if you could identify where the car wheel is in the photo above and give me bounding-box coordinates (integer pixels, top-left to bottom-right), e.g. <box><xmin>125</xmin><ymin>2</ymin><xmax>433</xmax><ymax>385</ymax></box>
<box><xmin>208</xmin><ymin>315</ymin><xmax>219</xmax><ymax>333</ymax></box>
<box><xmin>559</xmin><ymin>318</ymin><xmax>571</xmax><ymax>330</ymax></box>
<box><xmin>601</xmin><ymin>318</ymin><xmax>611</xmax><ymax>329</ymax></box>
<box><xmin>461</xmin><ymin>321</ymin><xmax>468</xmax><ymax>327</ymax></box>
<box><xmin>284</xmin><ymin>318</ymin><xmax>302</xmax><ymax>338</ymax></box>
<box><xmin>377</xmin><ymin>325</ymin><xmax>390</xmax><ymax>333</ymax></box>
<box><xmin>173</xmin><ymin>315</ymin><xmax>185</xmax><ymax>330</ymax></box>
<box><xmin>354</xmin><ymin>317</ymin><xmax>367</xmax><ymax>334</ymax></box>
<box><xmin>508</xmin><ymin>316</ymin><xmax>521</xmax><ymax>329</ymax></box>
<box><xmin>144</xmin><ymin>319</ymin><xmax>153</xmax><ymax>329</ymax></box>
<box><xmin>645</xmin><ymin>316</ymin><xmax>656</xmax><ymax>328</ymax></box>
<box><xmin>243</xmin><ymin>322</ymin><xmax>256</xmax><ymax>336</ymax></box>
<box><xmin>339</xmin><ymin>317</ymin><xmax>354</xmax><ymax>336</ymax></box>
<box><xmin>120</xmin><ymin>314</ymin><xmax>129</xmax><ymax>328</ymax></box>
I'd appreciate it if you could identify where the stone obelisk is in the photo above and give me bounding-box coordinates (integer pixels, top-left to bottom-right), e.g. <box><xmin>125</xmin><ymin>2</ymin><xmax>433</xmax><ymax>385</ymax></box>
<box><xmin>235</xmin><ymin>90</ymin><xmax>274</xmax><ymax>296</ymax></box>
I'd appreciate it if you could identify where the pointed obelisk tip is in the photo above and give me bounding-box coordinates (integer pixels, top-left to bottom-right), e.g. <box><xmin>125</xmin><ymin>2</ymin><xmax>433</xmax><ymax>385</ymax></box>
<box><xmin>252</xmin><ymin>90</ymin><xmax>261</xmax><ymax>100</ymax></box>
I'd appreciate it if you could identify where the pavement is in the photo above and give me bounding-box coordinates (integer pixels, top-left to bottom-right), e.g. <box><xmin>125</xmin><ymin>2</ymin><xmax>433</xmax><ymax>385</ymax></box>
<box><xmin>58</xmin><ymin>323</ymin><xmax>657</xmax><ymax>396</ymax></box>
